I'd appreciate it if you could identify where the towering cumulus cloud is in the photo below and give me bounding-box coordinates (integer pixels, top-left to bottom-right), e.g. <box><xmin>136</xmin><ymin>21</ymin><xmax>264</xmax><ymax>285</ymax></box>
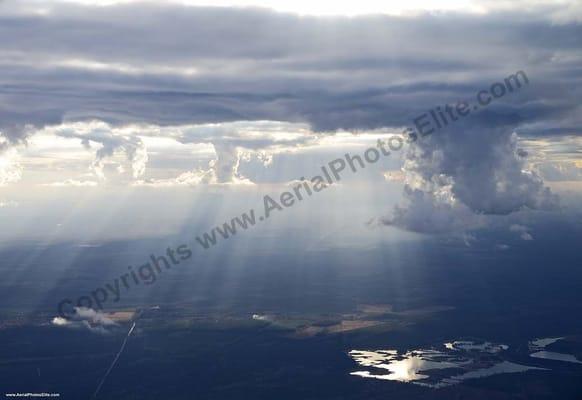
<box><xmin>385</xmin><ymin>119</ymin><xmax>559</xmax><ymax>233</ymax></box>
<box><xmin>0</xmin><ymin>124</ymin><xmax>32</xmax><ymax>185</ymax></box>
<box><xmin>51</xmin><ymin>122</ymin><xmax>148</xmax><ymax>180</ymax></box>
<box><xmin>172</xmin><ymin>121</ymin><xmax>315</xmax><ymax>185</ymax></box>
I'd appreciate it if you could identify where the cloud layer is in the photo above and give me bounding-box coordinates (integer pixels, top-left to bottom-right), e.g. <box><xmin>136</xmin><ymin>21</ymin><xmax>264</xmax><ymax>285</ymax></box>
<box><xmin>0</xmin><ymin>1</ymin><xmax>580</xmax><ymax>133</ymax></box>
<box><xmin>0</xmin><ymin>0</ymin><xmax>580</xmax><ymax>232</ymax></box>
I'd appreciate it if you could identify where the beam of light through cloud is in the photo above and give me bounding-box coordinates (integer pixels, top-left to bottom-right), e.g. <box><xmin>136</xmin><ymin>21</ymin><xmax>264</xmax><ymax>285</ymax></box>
<box><xmin>0</xmin><ymin>0</ymin><xmax>580</xmax><ymax>237</ymax></box>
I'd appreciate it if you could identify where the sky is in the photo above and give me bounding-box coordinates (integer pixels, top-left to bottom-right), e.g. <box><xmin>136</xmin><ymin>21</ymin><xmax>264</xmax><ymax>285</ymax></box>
<box><xmin>0</xmin><ymin>0</ymin><xmax>581</xmax><ymax>245</ymax></box>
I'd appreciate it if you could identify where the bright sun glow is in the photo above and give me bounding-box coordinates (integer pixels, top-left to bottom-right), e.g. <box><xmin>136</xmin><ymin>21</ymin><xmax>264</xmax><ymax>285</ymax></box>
<box><xmin>42</xmin><ymin>0</ymin><xmax>486</xmax><ymax>16</ymax></box>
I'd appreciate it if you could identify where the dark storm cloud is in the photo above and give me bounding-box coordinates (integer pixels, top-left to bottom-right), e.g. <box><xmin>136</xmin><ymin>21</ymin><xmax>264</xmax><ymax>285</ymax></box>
<box><xmin>0</xmin><ymin>1</ymin><xmax>581</xmax><ymax>134</ymax></box>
